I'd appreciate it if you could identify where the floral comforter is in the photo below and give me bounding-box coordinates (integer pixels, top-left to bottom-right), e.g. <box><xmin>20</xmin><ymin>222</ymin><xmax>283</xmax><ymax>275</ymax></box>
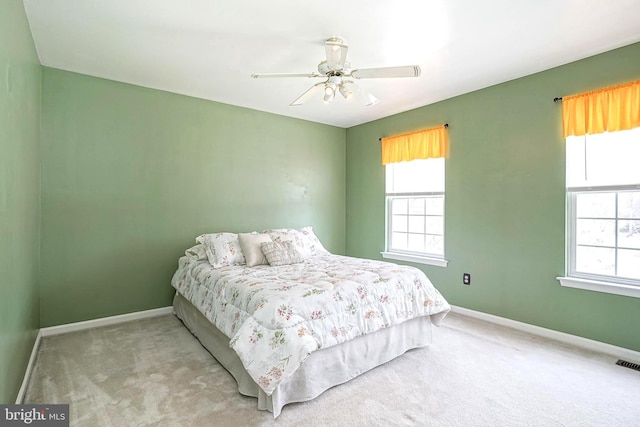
<box><xmin>171</xmin><ymin>254</ymin><xmax>450</xmax><ymax>395</ymax></box>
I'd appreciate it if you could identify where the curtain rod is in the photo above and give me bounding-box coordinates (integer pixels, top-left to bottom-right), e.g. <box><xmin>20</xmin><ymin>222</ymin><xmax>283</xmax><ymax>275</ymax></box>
<box><xmin>378</xmin><ymin>123</ymin><xmax>448</xmax><ymax>141</ymax></box>
<box><xmin>553</xmin><ymin>97</ymin><xmax>563</xmax><ymax>103</ymax></box>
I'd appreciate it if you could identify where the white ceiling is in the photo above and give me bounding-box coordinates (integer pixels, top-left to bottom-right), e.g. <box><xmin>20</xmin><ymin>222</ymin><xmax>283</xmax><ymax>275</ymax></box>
<box><xmin>23</xmin><ymin>0</ymin><xmax>640</xmax><ymax>128</ymax></box>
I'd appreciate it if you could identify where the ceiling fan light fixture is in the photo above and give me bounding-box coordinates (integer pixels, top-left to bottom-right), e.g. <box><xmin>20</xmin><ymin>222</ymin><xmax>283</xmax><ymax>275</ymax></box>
<box><xmin>324</xmin><ymin>84</ymin><xmax>334</xmax><ymax>96</ymax></box>
<box><xmin>323</xmin><ymin>83</ymin><xmax>336</xmax><ymax>103</ymax></box>
<box><xmin>339</xmin><ymin>81</ymin><xmax>355</xmax><ymax>100</ymax></box>
<box><xmin>363</xmin><ymin>91</ymin><xmax>379</xmax><ymax>107</ymax></box>
<box><xmin>323</xmin><ymin>76</ymin><xmax>341</xmax><ymax>103</ymax></box>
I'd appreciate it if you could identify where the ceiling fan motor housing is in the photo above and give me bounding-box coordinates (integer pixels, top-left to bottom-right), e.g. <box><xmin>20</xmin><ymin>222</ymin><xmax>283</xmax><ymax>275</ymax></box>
<box><xmin>318</xmin><ymin>61</ymin><xmax>352</xmax><ymax>76</ymax></box>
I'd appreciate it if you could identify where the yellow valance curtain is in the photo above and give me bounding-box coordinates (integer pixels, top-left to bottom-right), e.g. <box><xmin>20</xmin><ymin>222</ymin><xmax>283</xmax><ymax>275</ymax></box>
<box><xmin>381</xmin><ymin>125</ymin><xmax>447</xmax><ymax>165</ymax></box>
<box><xmin>562</xmin><ymin>79</ymin><xmax>640</xmax><ymax>138</ymax></box>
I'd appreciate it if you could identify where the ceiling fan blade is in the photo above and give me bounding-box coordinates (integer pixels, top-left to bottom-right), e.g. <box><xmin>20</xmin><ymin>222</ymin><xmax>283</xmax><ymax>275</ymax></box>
<box><xmin>351</xmin><ymin>65</ymin><xmax>421</xmax><ymax>79</ymax></box>
<box><xmin>290</xmin><ymin>82</ymin><xmax>325</xmax><ymax>106</ymax></box>
<box><xmin>325</xmin><ymin>38</ymin><xmax>348</xmax><ymax>70</ymax></box>
<box><xmin>251</xmin><ymin>73</ymin><xmax>324</xmax><ymax>79</ymax></box>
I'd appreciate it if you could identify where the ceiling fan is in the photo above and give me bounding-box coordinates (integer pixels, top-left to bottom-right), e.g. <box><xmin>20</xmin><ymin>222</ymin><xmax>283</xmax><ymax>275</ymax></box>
<box><xmin>251</xmin><ymin>37</ymin><xmax>421</xmax><ymax>107</ymax></box>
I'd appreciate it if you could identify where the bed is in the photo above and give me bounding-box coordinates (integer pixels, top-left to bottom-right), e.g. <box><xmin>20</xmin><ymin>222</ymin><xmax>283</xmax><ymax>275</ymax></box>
<box><xmin>170</xmin><ymin>227</ymin><xmax>450</xmax><ymax>417</ymax></box>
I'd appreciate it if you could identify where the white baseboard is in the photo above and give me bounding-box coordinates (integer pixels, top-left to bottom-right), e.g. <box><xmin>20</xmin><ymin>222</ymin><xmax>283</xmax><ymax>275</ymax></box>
<box><xmin>15</xmin><ymin>330</ymin><xmax>43</xmax><ymax>404</ymax></box>
<box><xmin>451</xmin><ymin>305</ymin><xmax>640</xmax><ymax>363</ymax></box>
<box><xmin>40</xmin><ymin>306</ymin><xmax>173</xmax><ymax>337</ymax></box>
<box><xmin>17</xmin><ymin>306</ymin><xmax>174</xmax><ymax>403</ymax></box>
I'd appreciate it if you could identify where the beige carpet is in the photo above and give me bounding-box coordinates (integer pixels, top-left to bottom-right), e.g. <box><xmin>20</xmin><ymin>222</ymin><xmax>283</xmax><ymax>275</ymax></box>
<box><xmin>24</xmin><ymin>312</ymin><xmax>640</xmax><ymax>426</ymax></box>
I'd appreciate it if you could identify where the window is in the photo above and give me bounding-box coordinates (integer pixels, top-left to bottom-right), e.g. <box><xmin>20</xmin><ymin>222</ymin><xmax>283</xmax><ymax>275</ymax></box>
<box><xmin>563</xmin><ymin>127</ymin><xmax>640</xmax><ymax>295</ymax></box>
<box><xmin>383</xmin><ymin>158</ymin><xmax>447</xmax><ymax>266</ymax></box>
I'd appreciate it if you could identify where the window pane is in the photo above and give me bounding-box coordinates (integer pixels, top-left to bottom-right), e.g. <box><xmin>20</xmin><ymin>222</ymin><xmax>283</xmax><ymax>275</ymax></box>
<box><xmin>392</xmin><ymin>215</ymin><xmax>408</xmax><ymax>232</ymax></box>
<box><xmin>566</xmin><ymin>135</ymin><xmax>587</xmax><ymax>187</ymax></box>
<box><xmin>566</xmin><ymin>128</ymin><xmax>640</xmax><ymax>188</ymax></box>
<box><xmin>407</xmin><ymin>234</ymin><xmax>425</xmax><ymax>252</ymax></box>
<box><xmin>576</xmin><ymin>219</ymin><xmax>615</xmax><ymax>246</ymax></box>
<box><xmin>576</xmin><ymin>193</ymin><xmax>615</xmax><ymax>218</ymax></box>
<box><xmin>386</xmin><ymin>158</ymin><xmax>444</xmax><ymax>193</ymax></box>
<box><xmin>408</xmin><ymin>216</ymin><xmax>425</xmax><ymax>233</ymax></box>
<box><xmin>618</xmin><ymin>249</ymin><xmax>640</xmax><ymax>280</ymax></box>
<box><xmin>618</xmin><ymin>220</ymin><xmax>640</xmax><ymax>249</ymax></box>
<box><xmin>425</xmin><ymin>196</ymin><xmax>444</xmax><ymax>215</ymax></box>
<box><xmin>392</xmin><ymin>198</ymin><xmax>408</xmax><ymax>214</ymax></box>
<box><xmin>408</xmin><ymin>198</ymin><xmax>425</xmax><ymax>214</ymax></box>
<box><xmin>426</xmin><ymin>216</ymin><xmax>444</xmax><ymax>235</ymax></box>
<box><xmin>618</xmin><ymin>191</ymin><xmax>640</xmax><ymax>219</ymax></box>
<box><xmin>425</xmin><ymin>235</ymin><xmax>444</xmax><ymax>255</ymax></box>
<box><xmin>575</xmin><ymin>246</ymin><xmax>615</xmax><ymax>276</ymax></box>
<box><xmin>387</xmin><ymin>195</ymin><xmax>445</xmax><ymax>257</ymax></box>
<box><xmin>392</xmin><ymin>232</ymin><xmax>408</xmax><ymax>250</ymax></box>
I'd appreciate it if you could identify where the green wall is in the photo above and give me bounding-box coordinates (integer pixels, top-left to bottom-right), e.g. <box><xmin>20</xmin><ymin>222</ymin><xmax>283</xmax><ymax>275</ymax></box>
<box><xmin>40</xmin><ymin>69</ymin><xmax>346</xmax><ymax>327</ymax></box>
<box><xmin>346</xmin><ymin>42</ymin><xmax>640</xmax><ymax>352</ymax></box>
<box><xmin>0</xmin><ymin>0</ymin><xmax>41</xmax><ymax>403</ymax></box>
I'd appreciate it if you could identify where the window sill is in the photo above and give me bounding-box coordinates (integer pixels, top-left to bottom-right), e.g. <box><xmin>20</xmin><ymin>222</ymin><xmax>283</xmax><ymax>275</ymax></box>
<box><xmin>557</xmin><ymin>276</ymin><xmax>640</xmax><ymax>299</ymax></box>
<box><xmin>381</xmin><ymin>252</ymin><xmax>449</xmax><ymax>267</ymax></box>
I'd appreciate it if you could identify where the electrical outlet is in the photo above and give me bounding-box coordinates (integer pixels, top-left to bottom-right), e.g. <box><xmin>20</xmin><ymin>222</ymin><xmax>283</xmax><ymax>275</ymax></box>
<box><xmin>463</xmin><ymin>273</ymin><xmax>471</xmax><ymax>285</ymax></box>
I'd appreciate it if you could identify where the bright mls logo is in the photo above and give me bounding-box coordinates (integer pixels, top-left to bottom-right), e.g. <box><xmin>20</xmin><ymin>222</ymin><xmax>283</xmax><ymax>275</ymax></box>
<box><xmin>0</xmin><ymin>405</ymin><xmax>68</xmax><ymax>426</ymax></box>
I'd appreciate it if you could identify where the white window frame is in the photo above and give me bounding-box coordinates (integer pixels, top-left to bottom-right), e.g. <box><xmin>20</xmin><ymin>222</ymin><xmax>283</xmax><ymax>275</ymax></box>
<box><xmin>382</xmin><ymin>160</ymin><xmax>448</xmax><ymax>267</ymax></box>
<box><xmin>557</xmin><ymin>132</ymin><xmax>640</xmax><ymax>299</ymax></box>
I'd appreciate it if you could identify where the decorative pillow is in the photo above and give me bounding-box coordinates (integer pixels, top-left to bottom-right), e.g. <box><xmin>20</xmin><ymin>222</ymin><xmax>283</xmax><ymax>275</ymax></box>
<box><xmin>262</xmin><ymin>228</ymin><xmax>306</xmax><ymax>254</ymax></box>
<box><xmin>196</xmin><ymin>232</ymin><xmax>246</xmax><ymax>268</ymax></box>
<box><xmin>238</xmin><ymin>232</ymin><xmax>272</xmax><ymax>267</ymax></box>
<box><xmin>260</xmin><ymin>241</ymin><xmax>305</xmax><ymax>266</ymax></box>
<box><xmin>263</xmin><ymin>226</ymin><xmax>329</xmax><ymax>257</ymax></box>
<box><xmin>184</xmin><ymin>244</ymin><xmax>208</xmax><ymax>261</ymax></box>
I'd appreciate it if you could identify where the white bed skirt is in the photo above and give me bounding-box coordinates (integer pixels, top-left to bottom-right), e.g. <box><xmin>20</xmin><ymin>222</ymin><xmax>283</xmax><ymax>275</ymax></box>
<box><xmin>173</xmin><ymin>293</ymin><xmax>433</xmax><ymax>418</ymax></box>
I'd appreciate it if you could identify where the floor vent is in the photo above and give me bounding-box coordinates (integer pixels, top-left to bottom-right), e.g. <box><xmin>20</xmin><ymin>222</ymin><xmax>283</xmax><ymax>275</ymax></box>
<box><xmin>616</xmin><ymin>359</ymin><xmax>640</xmax><ymax>372</ymax></box>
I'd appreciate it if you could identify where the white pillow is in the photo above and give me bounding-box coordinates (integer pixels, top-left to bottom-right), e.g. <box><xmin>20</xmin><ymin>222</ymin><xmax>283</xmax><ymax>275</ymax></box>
<box><xmin>261</xmin><ymin>241</ymin><xmax>305</xmax><ymax>266</ymax></box>
<box><xmin>238</xmin><ymin>233</ymin><xmax>272</xmax><ymax>267</ymax></box>
<box><xmin>196</xmin><ymin>232</ymin><xmax>246</xmax><ymax>268</ymax></box>
<box><xmin>299</xmin><ymin>226</ymin><xmax>330</xmax><ymax>255</ymax></box>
